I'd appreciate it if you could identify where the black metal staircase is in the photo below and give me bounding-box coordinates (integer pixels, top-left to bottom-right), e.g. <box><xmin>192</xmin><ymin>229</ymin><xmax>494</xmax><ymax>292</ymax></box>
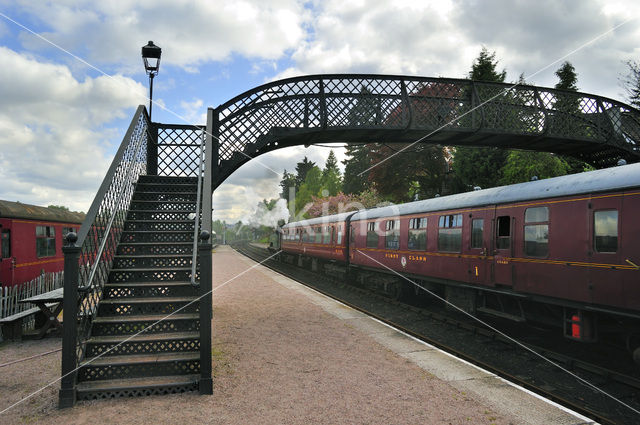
<box><xmin>59</xmin><ymin>107</ymin><xmax>212</xmax><ymax>407</ymax></box>
<box><xmin>75</xmin><ymin>175</ymin><xmax>201</xmax><ymax>400</ymax></box>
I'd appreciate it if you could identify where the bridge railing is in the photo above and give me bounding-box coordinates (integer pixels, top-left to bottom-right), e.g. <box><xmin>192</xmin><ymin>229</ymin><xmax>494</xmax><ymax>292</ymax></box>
<box><xmin>213</xmin><ymin>75</ymin><xmax>640</xmax><ymax>170</ymax></box>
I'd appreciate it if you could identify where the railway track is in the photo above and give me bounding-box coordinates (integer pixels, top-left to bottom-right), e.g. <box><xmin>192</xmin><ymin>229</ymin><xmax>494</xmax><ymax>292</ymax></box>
<box><xmin>231</xmin><ymin>241</ymin><xmax>640</xmax><ymax>425</ymax></box>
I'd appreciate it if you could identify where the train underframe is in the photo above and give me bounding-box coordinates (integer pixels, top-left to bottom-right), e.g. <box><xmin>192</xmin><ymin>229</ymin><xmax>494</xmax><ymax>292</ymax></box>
<box><xmin>279</xmin><ymin>250</ymin><xmax>640</xmax><ymax>365</ymax></box>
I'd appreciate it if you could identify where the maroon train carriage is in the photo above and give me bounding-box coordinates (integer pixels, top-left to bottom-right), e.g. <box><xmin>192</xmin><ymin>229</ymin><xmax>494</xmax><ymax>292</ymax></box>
<box><xmin>280</xmin><ymin>163</ymin><xmax>640</xmax><ymax>361</ymax></box>
<box><xmin>0</xmin><ymin>200</ymin><xmax>85</xmax><ymax>287</ymax></box>
<box><xmin>280</xmin><ymin>212</ymin><xmax>352</xmax><ymax>274</ymax></box>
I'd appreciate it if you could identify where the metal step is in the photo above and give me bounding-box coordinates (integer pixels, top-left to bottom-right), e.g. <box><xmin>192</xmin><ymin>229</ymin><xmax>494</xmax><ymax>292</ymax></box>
<box><xmin>108</xmin><ymin>268</ymin><xmax>193</xmax><ymax>283</ymax></box>
<box><xmin>133</xmin><ymin>184</ymin><xmax>197</xmax><ymax>194</ymax></box>
<box><xmin>78</xmin><ymin>352</ymin><xmax>200</xmax><ymax>382</ymax></box>
<box><xmin>76</xmin><ymin>374</ymin><xmax>199</xmax><ymax>401</ymax></box>
<box><xmin>132</xmin><ymin>192</ymin><xmax>198</xmax><ymax>202</ymax></box>
<box><xmin>112</xmin><ymin>255</ymin><xmax>194</xmax><ymax>270</ymax></box>
<box><xmin>129</xmin><ymin>200</ymin><xmax>197</xmax><ymax>211</ymax></box>
<box><xmin>120</xmin><ymin>231</ymin><xmax>194</xmax><ymax>244</ymax></box>
<box><xmin>91</xmin><ymin>313</ymin><xmax>199</xmax><ymax>336</ymax></box>
<box><xmin>98</xmin><ymin>297</ymin><xmax>199</xmax><ymax>316</ymax></box>
<box><xmin>126</xmin><ymin>210</ymin><xmax>197</xmax><ymax>221</ymax></box>
<box><xmin>104</xmin><ymin>281</ymin><xmax>197</xmax><ymax>299</ymax></box>
<box><xmin>138</xmin><ymin>174</ymin><xmax>198</xmax><ymax>184</ymax></box>
<box><xmin>116</xmin><ymin>242</ymin><xmax>193</xmax><ymax>256</ymax></box>
<box><xmin>85</xmin><ymin>331</ymin><xmax>200</xmax><ymax>357</ymax></box>
<box><xmin>124</xmin><ymin>220</ymin><xmax>197</xmax><ymax>232</ymax></box>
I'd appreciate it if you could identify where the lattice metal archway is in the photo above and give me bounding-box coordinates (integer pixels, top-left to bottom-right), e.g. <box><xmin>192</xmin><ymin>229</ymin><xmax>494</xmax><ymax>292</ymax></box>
<box><xmin>204</xmin><ymin>74</ymin><xmax>640</xmax><ymax>189</ymax></box>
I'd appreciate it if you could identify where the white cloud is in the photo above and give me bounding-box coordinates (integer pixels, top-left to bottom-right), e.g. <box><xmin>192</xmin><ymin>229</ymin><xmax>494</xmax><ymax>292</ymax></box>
<box><xmin>0</xmin><ymin>47</ymin><xmax>146</xmax><ymax>211</ymax></box>
<box><xmin>11</xmin><ymin>0</ymin><xmax>308</xmax><ymax>73</ymax></box>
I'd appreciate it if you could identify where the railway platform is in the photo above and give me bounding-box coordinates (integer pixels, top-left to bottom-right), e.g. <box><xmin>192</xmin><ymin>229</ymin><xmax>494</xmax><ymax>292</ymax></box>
<box><xmin>212</xmin><ymin>245</ymin><xmax>592</xmax><ymax>424</ymax></box>
<box><xmin>0</xmin><ymin>245</ymin><xmax>596</xmax><ymax>424</ymax></box>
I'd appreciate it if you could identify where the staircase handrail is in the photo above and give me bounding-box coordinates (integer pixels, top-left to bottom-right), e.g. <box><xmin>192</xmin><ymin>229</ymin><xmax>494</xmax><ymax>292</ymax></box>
<box><xmin>60</xmin><ymin>105</ymin><xmax>152</xmax><ymax>408</ymax></box>
<box><xmin>190</xmin><ymin>130</ymin><xmax>206</xmax><ymax>286</ymax></box>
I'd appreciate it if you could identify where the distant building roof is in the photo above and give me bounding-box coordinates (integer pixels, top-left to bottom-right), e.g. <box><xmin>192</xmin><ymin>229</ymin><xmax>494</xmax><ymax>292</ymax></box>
<box><xmin>0</xmin><ymin>200</ymin><xmax>85</xmax><ymax>224</ymax></box>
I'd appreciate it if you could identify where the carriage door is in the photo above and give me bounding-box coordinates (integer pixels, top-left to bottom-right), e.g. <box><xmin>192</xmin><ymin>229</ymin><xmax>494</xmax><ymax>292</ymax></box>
<box><xmin>468</xmin><ymin>211</ymin><xmax>491</xmax><ymax>286</ymax></box>
<box><xmin>0</xmin><ymin>228</ymin><xmax>12</xmax><ymax>286</ymax></box>
<box><xmin>493</xmin><ymin>210</ymin><xmax>514</xmax><ymax>287</ymax></box>
<box><xmin>588</xmin><ymin>196</ymin><xmax>623</xmax><ymax>307</ymax></box>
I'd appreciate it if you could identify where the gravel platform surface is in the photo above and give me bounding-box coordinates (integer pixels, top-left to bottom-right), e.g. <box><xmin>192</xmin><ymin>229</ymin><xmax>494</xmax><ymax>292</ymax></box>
<box><xmin>0</xmin><ymin>246</ymin><xmax>536</xmax><ymax>424</ymax></box>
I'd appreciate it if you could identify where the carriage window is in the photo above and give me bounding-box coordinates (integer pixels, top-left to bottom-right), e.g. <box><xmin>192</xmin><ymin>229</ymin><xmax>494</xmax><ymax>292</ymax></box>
<box><xmin>594</xmin><ymin>210</ymin><xmax>618</xmax><ymax>253</ymax></box>
<box><xmin>1</xmin><ymin>229</ymin><xmax>10</xmax><ymax>258</ymax></box>
<box><xmin>366</xmin><ymin>222</ymin><xmax>379</xmax><ymax>248</ymax></box>
<box><xmin>438</xmin><ymin>214</ymin><xmax>462</xmax><ymax>252</ymax></box>
<box><xmin>496</xmin><ymin>216</ymin><xmax>511</xmax><ymax>250</ymax></box>
<box><xmin>350</xmin><ymin>225</ymin><xmax>355</xmax><ymax>244</ymax></box>
<box><xmin>408</xmin><ymin>217</ymin><xmax>427</xmax><ymax>250</ymax></box>
<box><xmin>385</xmin><ymin>220</ymin><xmax>400</xmax><ymax>250</ymax></box>
<box><xmin>471</xmin><ymin>219</ymin><xmax>484</xmax><ymax>249</ymax></box>
<box><xmin>36</xmin><ymin>225</ymin><xmax>56</xmax><ymax>257</ymax></box>
<box><xmin>315</xmin><ymin>227</ymin><xmax>322</xmax><ymax>243</ymax></box>
<box><xmin>337</xmin><ymin>225</ymin><xmax>343</xmax><ymax>244</ymax></box>
<box><xmin>63</xmin><ymin>227</ymin><xmax>76</xmax><ymax>238</ymax></box>
<box><xmin>323</xmin><ymin>226</ymin><xmax>331</xmax><ymax>244</ymax></box>
<box><xmin>524</xmin><ymin>207</ymin><xmax>548</xmax><ymax>257</ymax></box>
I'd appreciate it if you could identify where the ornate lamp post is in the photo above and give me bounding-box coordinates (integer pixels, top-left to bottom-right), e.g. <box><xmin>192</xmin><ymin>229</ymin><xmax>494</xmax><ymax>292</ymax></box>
<box><xmin>141</xmin><ymin>41</ymin><xmax>162</xmax><ymax>120</ymax></box>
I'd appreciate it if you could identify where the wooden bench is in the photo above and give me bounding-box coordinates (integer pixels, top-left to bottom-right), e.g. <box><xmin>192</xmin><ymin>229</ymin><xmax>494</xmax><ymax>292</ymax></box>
<box><xmin>0</xmin><ymin>307</ymin><xmax>44</xmax><ymax>341</ymax></box>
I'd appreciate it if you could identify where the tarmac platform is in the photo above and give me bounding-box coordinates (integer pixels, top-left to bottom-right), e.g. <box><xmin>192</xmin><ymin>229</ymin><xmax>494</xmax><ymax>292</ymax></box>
<box><xmin>210</xmin><ymin>245</ymin><xmax>593</xmax><ymax>424</ymax></box>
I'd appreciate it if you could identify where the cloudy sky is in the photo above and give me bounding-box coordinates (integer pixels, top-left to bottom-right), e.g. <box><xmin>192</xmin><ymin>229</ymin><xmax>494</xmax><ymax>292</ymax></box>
<box><xmin>1</xmin><ymin>0</ymin><xmax>639</xmax><ymax>223</ymax></box>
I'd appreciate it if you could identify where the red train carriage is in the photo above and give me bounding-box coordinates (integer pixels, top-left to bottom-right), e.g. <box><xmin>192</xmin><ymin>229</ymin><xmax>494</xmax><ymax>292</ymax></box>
<box><xmin>0</xmin><ymin>200</ymin><xmax>85</xmax><ymax>287</ymax></box>
<box><xmin>281</xmin><ymin>212</ymin><xmax>352</xmax><ymax>271</ymax></box>
<box><xmin>281</xmin><ymin>163</ymin><xmax>640</xmax><ymax>357</ymax></box>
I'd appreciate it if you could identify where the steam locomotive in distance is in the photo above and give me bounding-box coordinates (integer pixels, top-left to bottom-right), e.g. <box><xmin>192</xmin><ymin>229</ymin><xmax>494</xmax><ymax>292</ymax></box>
<box><xmin>277</xmin><ymin>163</ymin><xmax>640</xmax><ymax>363</ymax></box>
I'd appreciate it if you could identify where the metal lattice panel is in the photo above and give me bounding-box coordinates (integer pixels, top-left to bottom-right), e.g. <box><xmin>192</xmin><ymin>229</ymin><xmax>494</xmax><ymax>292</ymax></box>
<box><xmin>108</xmin><ymin>269</ymin><xmax>193</xmax><ymax>283</ymax></box>
<box><xmin>133</xmin><ymin>192</ymin><xmax>198</xmax><ymax>202</ymax></box>
<box><xmin>212</xmin><ymin>75</ymin><xmax>640</xmax><ymax>186</ymax></box>
<box><xmin>98</xmin><ymin>300</ymin><xmax>199</xmax><ymax>316</ymax></box>
<box><xmin>120</xmin><ymin>231</ymin><xmax>194</xmax><ymax>243</ymax></box>
<box><xmin>124</xmin><ymin>221</ymin><xmax>196</xmax><ymax>232</ymax></box>
<box><xmin>126</xmin><ymin>211</ymin><xmax>195</xmax><ymax>221</ymax></box>
<box><xmin>78</xmin><ymin>357</ymin><xmax>200</xmax><ymax>381</ymax></box>
<box><xmin>130</xmin><ymin>201</ymin><xmax>197</xmax><ymax>211</ymax></box>
<box><xmin>91</xmin><ymin>317</ymin><xmax>199</xmax><ymax>336</ymax></box>
<box><xmin>85</xmin><ymin>338</ymin><xmax>200</xmax><ymax>357</ymax></box>
<box><xmin>71</xmin><ymin>107</ymin><xmax>150</xmax><ymax>361</ymax></box>
<box><xmin>77</xmin><ymin>381</ymin><xmax>199</xmax><ymax>401</ymax></box>
<box><xmin>157</xmin><ymin>126</ymin><xmax>205</xmax><ymax>177</ymax></box>
<box><xmin>104</xmin><ymin>283</ymin><xmax>196</xmax><ymax>299</ymax></box>
<box><xmin>116</xmin><ymin>243</ymin><xmax>193</xmax><ymax>256</ymax></box>
<box><xmin>112</xmin><ymin>256</ymin><xmax>194</xmax><ymax>269</ymax></box>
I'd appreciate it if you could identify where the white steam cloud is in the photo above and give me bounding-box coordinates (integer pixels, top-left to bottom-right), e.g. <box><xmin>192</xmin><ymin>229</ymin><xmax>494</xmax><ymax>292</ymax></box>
<box><xmin>245</xmin><ymin>198</ymin><xmax>290</xmax><ymax>228</ymax></box>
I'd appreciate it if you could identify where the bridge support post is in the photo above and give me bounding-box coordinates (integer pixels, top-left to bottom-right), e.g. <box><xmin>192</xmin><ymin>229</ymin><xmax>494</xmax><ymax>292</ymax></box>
<box><xmin>59</xmin><ymin>240</ymin><xmax>81</xmax><ymax>408</ymax></box>
<box><xmin>198</xmin><ymin>233</ymin><xmax>213</xmax><ymax>394</ymax></box>
<box><xmin>146</xmin><ymin>120</ymin><xmax>158</xmax><ymax>176</ymax></box>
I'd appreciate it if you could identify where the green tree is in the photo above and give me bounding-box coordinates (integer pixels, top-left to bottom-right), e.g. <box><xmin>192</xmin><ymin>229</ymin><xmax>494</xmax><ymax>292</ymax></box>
<box><xmin>468</xmin><ymin>47</ymin><xmax>506</xmax><ymax>82</ymax></box>
<box><xmin>366</xmin><ymin>143</ymin><xmax>448</xmax><ymax>202</ymax></box>
<box><xmin>279</xmin><ymin>170</ymin><xmax>297</xmax><ymax>203</ymax></box>
<box><xmin>553</xmin><ymin>61</ymin><xmax>592</xmax><ymax>173</ymax></box>
<box><xmin>294</xmin><ymin>157</ymin><xmax>316</xmax><ymax>190</ymax></box>
<box><xmin>342</xmin><ymin>144</ymin><xmax>370</xmax><ymax>194</ymax></box>
<box><xmin>555</xmin><ymin>61</ymin><xmax>578</xmax><ymax>91</ymax></box>
<box><xmin>295</xmin><ymin>166</ymin><xmax>323</xmax><ymax>215</ymax></box>
<box><xmin>452</xmin><ymin>47</ymin><xmax>509</xmax><ymax>190</ymax></box>
<box><xmin>622</xmin><ymin>60</ymin><xmax>640</xmax><ymax>108</ymax></box>
<box><xmin>321</xmin><ymin>150</ymin><xmax>342</xmax><ymax>196</ymax></box>
<box><xmin>500</xmin><ymin>151</ymin><xmax>569</xmax><ymax>184</ymax></box>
